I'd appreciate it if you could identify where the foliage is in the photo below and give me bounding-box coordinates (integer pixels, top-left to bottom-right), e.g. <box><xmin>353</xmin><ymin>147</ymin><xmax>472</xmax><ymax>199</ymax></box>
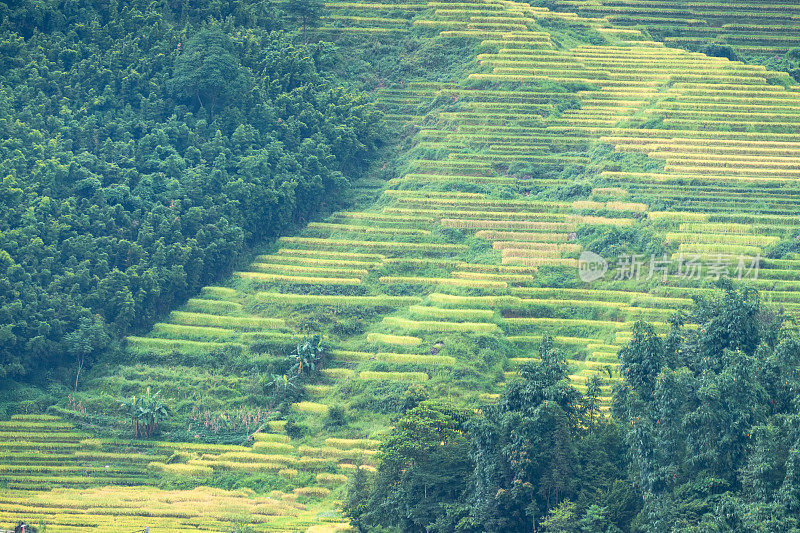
<box><xmin>578</xmin><ymin>225</ymin><xmax>667</xmax><ymax>261</ymax></box>
<box><xmin>348</xmin><ymin>401</ymin><xmax>473</xmax><ymax>532</ymax></box>
<box><xmin>0</xmin><ymin>1</ymin><xmax>382</xmax><ymax>381</ymax></box>
<box><xmin>349</xmin><ymin>339</ymin><xmax>637</xmax><ymax>532</ymax></box>
<box><xmin>120</xmin><ymin>387</ymin><xmax>169</xmax><ymax>438</ymax></box>
<box><xmin>170</xmin><ymin>27</ymin><xmax>250</xmax><ymax>116</ymax></box>
<box><xmin>285</xmin><ymin>0</ymin><xmax>324</xmax><ymax>42</ymax></box>
<box><xmin>613</xmin><ymin>284</ymin><xmax>800</xmax><ymax>530</ymax></box>
<box><xmin>747</xmin><ymin>47</ymin><xmax>800</xmax><ymax>83</ymax></box>
<box><xmin>702</xmin><ymin>43</ymin><xmax>741</xmax><ymax>62</ymax></box>
<box><xmin>291</xmin><ymin>334</ymin><xmax>329</xmax><ymax>376</ymax></box>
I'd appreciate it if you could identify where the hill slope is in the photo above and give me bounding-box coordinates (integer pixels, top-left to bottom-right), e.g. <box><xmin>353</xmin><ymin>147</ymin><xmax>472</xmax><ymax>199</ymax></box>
<box><xmin>4</xmin><ymin>0</ymin><xmax>800</xmax><ymax>531</ymax></box>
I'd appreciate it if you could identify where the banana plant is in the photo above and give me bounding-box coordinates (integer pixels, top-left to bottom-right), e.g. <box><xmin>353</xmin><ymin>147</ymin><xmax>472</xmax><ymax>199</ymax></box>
<box><xmin>268</xmin><ymin>373</ymin><xmax>299</xmax><ymax>393</ymax></box>
<box><xmin>121</xmin><ymin>387</ymin><xmax>169</xmax><ymax>438</ymax></box>
<box><xmin>291</xmin><ymin>334</ymin><xmax>329</xmax><ymax>376</ymax></box>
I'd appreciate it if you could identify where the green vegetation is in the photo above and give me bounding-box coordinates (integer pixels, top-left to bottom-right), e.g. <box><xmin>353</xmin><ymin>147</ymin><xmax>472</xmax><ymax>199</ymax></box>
<box><xmin>5</xmin><ymin>0</ymin><xmax>800</xmax><ymax>531</ymax></box>
<box><xmin>0</xmin><ymin>0</ymin><xmax>382</xmax><ymax>383</ymax></box>
<box><xmin>346</xmin><ymin>287</ymin><xmax>800</xmax><ymax>531</ymax></box>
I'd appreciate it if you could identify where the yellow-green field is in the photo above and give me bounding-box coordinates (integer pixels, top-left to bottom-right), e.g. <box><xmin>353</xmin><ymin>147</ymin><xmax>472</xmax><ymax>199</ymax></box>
<box><xmin>5</xmin><ymin>0</ymin><xmax>800</xmax><ymax>529</ymax></box>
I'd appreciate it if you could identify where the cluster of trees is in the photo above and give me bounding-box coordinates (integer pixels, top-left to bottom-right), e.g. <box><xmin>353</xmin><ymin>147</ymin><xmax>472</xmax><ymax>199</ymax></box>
<box><xmin>348</xmin><ymin>338</ymin><xmax>638</xmax><ymax>532</ymax></box>
<box><xmin>348</xmin><ymin>284</ymin><xmax>800</xmax><ymax>532</ymax></box>
<box><xmin>0</xmin><ymin>1</ymin><xmax>382</xmax><ymax>382</ymax></box>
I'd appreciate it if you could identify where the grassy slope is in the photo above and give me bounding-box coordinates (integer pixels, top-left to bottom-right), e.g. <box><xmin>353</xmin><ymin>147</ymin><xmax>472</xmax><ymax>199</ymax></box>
<box><xmin>5</xmin><ymin>0</ymin><xmax>800</xmax><ymax>531</ymax></box>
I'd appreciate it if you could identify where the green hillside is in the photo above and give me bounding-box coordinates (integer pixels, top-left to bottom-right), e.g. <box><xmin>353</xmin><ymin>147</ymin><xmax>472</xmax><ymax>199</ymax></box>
<box><xmin>4</xmin><ymin>0</ymin><xmax>800</xmax><ymax>531</ymax></box>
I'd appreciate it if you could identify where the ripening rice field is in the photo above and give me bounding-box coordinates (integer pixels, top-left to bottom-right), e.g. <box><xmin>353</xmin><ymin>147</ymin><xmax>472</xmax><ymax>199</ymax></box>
<box><xmin>6</xmin><ymin>0</ymin><xmax>800</xmax><ymax>530</ymax></box>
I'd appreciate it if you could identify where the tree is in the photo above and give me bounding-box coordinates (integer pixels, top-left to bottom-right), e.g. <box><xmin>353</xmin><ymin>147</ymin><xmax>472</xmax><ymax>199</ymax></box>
<box><xmin>350</xmin><ymin>402</ymin><xmax>473</xmax><ymax>532</ymax></box>
<box><xmin>170</xmin><ymin>27</ymin><xmax>248</xmax><ymax>117</ymax></box>
<box><xmin>541</xmin><ymin>500</ymin><xmax>576</xmax><ymax>533</ymax></box>
<box><xmin>613</xmin><ymin>285</ymin><xmax>798</xmax><ymax>529</ymax></box>
<box><xmin>585</xmin><ymin>374</ymin><xmax>603</xmax><ymax>428</ymax></box>
<box><xmin>63</xmin><ymin>315</ymin><xmax>110</xmax><ymax>391</ymax></box>
<box><xmin>285</xmin><ymin>0</ymin><xmax>324</xmax><ymax>42</ymax></box>
<box><xmin>470</xmin><ymin>339</ymin><xmax>583</xmax><ymax>532</ymax></box>
<box><xmin>0</xmin><ymin>6</ymin><xmax>382</xmax><ymax>385</ymax></box>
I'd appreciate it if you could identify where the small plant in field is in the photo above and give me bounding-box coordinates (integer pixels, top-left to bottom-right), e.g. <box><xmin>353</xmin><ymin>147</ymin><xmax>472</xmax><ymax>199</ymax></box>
<box><xmin>324</xmin><ymin>405</ymin><xmax>348</xmax><ymax>429</ymax></box>
<box><xmin>291</xmin><ymin>334</ymin><xmax>329</xmax><ymax>375</ymax></box>
<box><xmin>120</xmin><ymin>387</ymin><xmax>169</xmax><ymax>438</ymax></box>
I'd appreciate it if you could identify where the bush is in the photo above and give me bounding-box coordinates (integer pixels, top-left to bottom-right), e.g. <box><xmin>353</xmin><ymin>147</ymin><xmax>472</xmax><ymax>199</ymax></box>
<box><xmin>702</xmin><ymin>43</ymin><xmax>741</xmax><ymax>62</ymax></box>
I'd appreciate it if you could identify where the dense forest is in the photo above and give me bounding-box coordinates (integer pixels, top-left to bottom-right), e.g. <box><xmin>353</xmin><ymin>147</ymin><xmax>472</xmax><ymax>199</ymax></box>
<box><xmin>0</xmin><ymin>0</ymin><xmax>383</xmax><ymax>382</ymax></box>
<box><xmin>347</xmin><ymin>286</ymin><xmax>800</xmax><ymax>531</ymax></box>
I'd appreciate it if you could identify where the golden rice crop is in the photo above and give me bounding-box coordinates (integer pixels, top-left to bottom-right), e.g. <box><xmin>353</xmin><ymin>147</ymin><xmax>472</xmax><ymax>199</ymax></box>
<box><xmin>0</xmin><ymin>430</ymin><xmax>88</xmax><ymax>442</ymax></box>
<box><xmin>305</xmin><ymin>384</ymin><xmax>332</xmax><ymax>396</ymax></box>
<box><xmin>505</xmin><ymin>317</ymin><xmax>630</xmax><ymax>329</ymax></box>
<box><xmin>331</xmin><ymin>350</ymin><xmax>455</xmax><ymax>366</ymax></box>
<box><xmin>307</xmin><ymin>222</ymin><xmax>431</xmax><ymax>235</ymax></box>
<box><xmin>254</xmin><ymin>292</ymin><xmax>421</xmax><ymax>307</ymax></box>
<box><xmin>217</xmin><ymin>452</ymin><xmax>296</xmax><ymax>465</ymax></box>
<box><xmin>252</xmin><ymin>433</ymin><xmax>291</xmax><ymax>443</ymax></box>
<box><xmin>278</xmin><ymin>248</ymin><xmax>385</xmax><ymax>260</ymax></box>
<box><xmin>321</xmin><ymin>367</ymin><xmax>355</xmax><ymax>379</ymax></box>
<box><xmin>666</xmin><ymin>232</ymin><xmax>779</xmax><ymax>246</ymax></box>
<box><xmin>605</xmin><ymin>201</ymin><xmax>648</xmax><ymax>212</ymax></box>
<box><xmin>456</xmin><ymin>262</ymin><xmax>538</xmax><ymax>274</ymax></box>
<box><xmin>236</xmin><ymin>271</ymin><xmax>362</xmax><ymax>285</ymax></box>
<box><xmin>409</xmin><ymin>305</ymin><xmax>495</xmax><ymax>321</ymax></box>
<box><xmin>151</xmin><ymin>323</ymin><xmax>236</xmax><ymax>340</ymax></box>
<box><xmin>293</xmin><ymin>486</ymin><xmax>331</xmax><ymax>498</ymax></box>
<box><xmin>452</xmin><ymin>271</ymin><xmax>536</xmax><ymax>283</ymax></box>
<box><xmin>296</xmin><ymin>457</ymin><xmax>336</xmax><ymax>470</ymax></box>
<box><xmin>428</xmin><ymin>293</ymin><xmax>520</xmax><ymax>308</ymax></box>
<box><xmin>256</xmin><ymin>254</ymin><xmax>379</xmax><ymax>267</ymax></box>
<box><xmin>125</xmin><ymin>336</ymin><xmax>237</xmax><ymax>354</ymax></box>
<box><xmin>170</xmin><ymin>311</ymin><xmax>284</xmax><ymax>329</ymax></box>
<box><xmin>0</xmin><ymin>420</ymin><xmax>73</xmax><ymax>430</ymax></box>
<box><xmin>250</xmin><ymin>262</ymin><xmax>369</xmax><ymax>277</ymax></box>
<box><xmin>292</xmin><ymin>402</ymin><xmax>330</xmax><ymax>415</ymax></box>
<box><xmin>184</xmin><ymin>298</ymin><xmax>243</xmax><ymax>314</ymax></box>
<box><xmin>11</xmin><ymin>414</ymin><xmax>62</xmax><ymax>421</ymax></box>
<box><xmin>367</xmin><ymin>333</ymin><xmax>422</xmax><ymax>346</ymax></box>
<box><xmin>475</xmin><ymin>230</ymin><xmax>569</xmax><ymax>242</ymax></box>
<box><xmin>441</xmin><ymin>218</ymin><xmax>574</xmax><ymax>231</ymax></box>
<box><xmin>251</xmin><ymin>441</ymin><xmax>294</xmax><ymax>453</ymax></box>
<box><xmin>359</xmin><ymin>371</ymin><xmax>429</xmax><ymax>382</ymax></box>
<box><xmin>266</xmin><ymin>420</ymin><xmax>286</xmax><ymax>432</ymax></box>
<box><xmin>325</xmin><ymin>438</ymin><xmax>381</xmax><ymax>450</ymax></box>
<box><xmin>379</xmin><ymin>276</ymin><xmax>507</xmax><ymax>289</ymax></box>
<box><xmin>152</xmin><ymin>462</ymin><xmax>213</xmax><ymax>477</ymax></box>
<box><xmin>316</xmin><ymin>473</ymin><xmax>349</xmax><ymax>486</ymax></box>
<box><xmin>383</xmin><ymin>316</ymin><xmax>501</xmax><ymax>333</ymax></box>
<box><xmin>277</xmin><ymin>237</ymin><xmax>468</xmax><ymax>253</ymax></box>
<box><xmin>209</xmin><ymin>460</ymin><xmax>285</xmax><ymax>472</ymax></box>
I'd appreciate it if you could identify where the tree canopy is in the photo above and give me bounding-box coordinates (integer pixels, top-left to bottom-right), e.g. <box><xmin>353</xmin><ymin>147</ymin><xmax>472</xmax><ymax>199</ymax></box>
<box><xmin>0</xmin><ymin>0</ymin><xmax>383</xmax><ymax>382</ymax></box>
<box><xmin>348</xmin><ymin>286</ymin><xmax>800</xmax><ymax>532</ymax></box>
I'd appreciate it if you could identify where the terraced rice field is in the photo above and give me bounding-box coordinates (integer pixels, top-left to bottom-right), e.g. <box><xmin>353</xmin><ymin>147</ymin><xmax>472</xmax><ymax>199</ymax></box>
<box><xmin>0</xmin><ymin>414</ymin><xmax>360</xmax><ymax>531</ymax></box>
<box><xmin>550</xmin><ymin>0</ymin><xmax>800</xmax><ymax>56</ymax></box>
<box><xmin>5</xmin><ymin>0</ymin><xmax>800</xmax><ymax>530</ymax></box>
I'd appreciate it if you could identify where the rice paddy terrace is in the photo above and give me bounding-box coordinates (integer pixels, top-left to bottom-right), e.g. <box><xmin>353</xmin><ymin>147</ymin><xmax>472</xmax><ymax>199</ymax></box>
<box><xmin>4</xmin><ymin>0</ymin><xmax>800</xmax><ymax>531</ymax></box>
<box><xmin>549</xmin><ymin>0</ymin><xmax>800</xmax><ymax>57</ymax></box>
